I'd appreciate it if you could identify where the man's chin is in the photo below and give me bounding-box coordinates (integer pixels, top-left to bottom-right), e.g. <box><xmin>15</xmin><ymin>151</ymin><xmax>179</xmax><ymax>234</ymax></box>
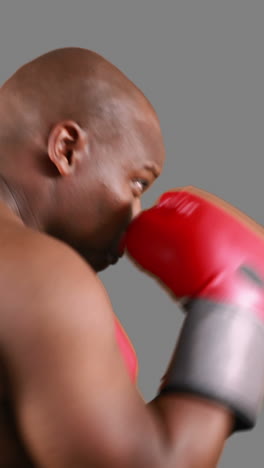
<box><xmin>88</xmin><ymin>252</ymin><xmax>120</xmax><ymax>272</ymax></box>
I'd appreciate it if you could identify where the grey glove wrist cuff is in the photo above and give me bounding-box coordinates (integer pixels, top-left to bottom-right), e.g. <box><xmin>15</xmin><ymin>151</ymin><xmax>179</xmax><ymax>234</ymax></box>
<box><xmin>159</xmin><ymin>299</ymin><xmax>264</xmax><ymax>431</ymax></box>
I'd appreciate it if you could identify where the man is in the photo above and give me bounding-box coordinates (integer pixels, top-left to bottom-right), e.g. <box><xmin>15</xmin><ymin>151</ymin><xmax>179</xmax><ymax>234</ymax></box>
<box><xmin>0</xmin><ymin>47</ymin><xmax>239</xmax><ymax>467</ymax></box>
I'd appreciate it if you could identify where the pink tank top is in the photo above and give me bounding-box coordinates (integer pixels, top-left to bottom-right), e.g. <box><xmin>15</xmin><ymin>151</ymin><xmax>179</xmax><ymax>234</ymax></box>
<box><xmin>114</xmin><ymin>315</ymin><xmax>138</xmax><ymax>384</ymax></box>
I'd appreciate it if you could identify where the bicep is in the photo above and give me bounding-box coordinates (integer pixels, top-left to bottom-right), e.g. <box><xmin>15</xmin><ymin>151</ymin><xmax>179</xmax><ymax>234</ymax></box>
<box><xmin>5</xmin><ymin>254</ymin><xmax>159</xmax><ymax>467</ymax></box>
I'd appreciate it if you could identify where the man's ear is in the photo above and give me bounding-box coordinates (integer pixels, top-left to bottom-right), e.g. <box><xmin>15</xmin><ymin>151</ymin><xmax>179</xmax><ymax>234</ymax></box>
<box><xmin>48</xmin><ymin>121</ymin><xmax>88</xmax><ymax>176</ymax></box>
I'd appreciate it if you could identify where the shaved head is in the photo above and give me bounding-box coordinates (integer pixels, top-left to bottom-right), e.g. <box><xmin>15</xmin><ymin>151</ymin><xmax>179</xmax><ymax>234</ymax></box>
<box><xmin>0</xmin><ymin>47</ymin><xmax>165</xmax><ymax>271</ymax></box>
<box><xmin>0</xmin><ymin>48</ymin><xmax>159</xmax><ymax>146</ymax></box>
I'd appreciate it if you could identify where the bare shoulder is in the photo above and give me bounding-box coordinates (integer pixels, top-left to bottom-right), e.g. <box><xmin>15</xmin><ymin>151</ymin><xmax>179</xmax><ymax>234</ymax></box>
<box><xmin>0</xmin><ymin>211</ymin><xmax>114</xmax><ymax>357</ymax></box>
<box><xmin>0</xmin><ymin>213</ymin><xmax>146</xmax><ymax>467</ymax></box>
<box><xmin>0</xmin><ymin>213</ymin><xmax>94</xmax><ymax>280</ymax></box>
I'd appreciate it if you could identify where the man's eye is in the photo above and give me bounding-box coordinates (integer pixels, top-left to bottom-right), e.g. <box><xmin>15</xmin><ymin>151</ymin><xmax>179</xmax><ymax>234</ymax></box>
<box><xmin>133</xmin><ymin>179</ymin><xmax>149</xmax><ymax>192</ymax></box>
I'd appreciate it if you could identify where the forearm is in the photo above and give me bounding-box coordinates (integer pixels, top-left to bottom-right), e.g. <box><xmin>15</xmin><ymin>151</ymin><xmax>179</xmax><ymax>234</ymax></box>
<box><xmin>19</xmin><ymin>390</ymin><xmax>233</xmax><ymax>468</ymax></box>
<box><xmin>62</xmin><ymin>392</ymin><xmax>233</xmax><ymax>468</ymax></box>
<box><xmin>148</xmin><ymin>393</ymin><xmax>234</xmax><ymax>468</ymax></box>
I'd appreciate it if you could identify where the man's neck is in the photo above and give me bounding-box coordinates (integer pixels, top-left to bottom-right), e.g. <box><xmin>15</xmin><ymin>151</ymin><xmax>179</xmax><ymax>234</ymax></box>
<box><xmin>0</xmin><ymin>173</ymin><xmax>44</xmax><ymax>231</ymax></box>
<box><xmin>0</xmin><ymin>175</ymin><xmax>22</xmax><ymax>221</ymax></box>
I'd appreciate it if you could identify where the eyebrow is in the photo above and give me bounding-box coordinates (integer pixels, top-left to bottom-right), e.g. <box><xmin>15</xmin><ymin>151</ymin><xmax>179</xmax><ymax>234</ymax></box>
<box><xmin>143</xmin><ymin>163</ymin><xmax>161</xmax><ymax>178</ymax></box>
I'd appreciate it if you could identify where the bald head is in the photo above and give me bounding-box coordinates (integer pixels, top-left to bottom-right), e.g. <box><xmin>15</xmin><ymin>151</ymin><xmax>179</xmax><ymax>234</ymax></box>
<box><xmin>0</xmin><ymin>48</ymin><xmax>165</xmax><ymax>271</ymax></box>
<box><xmin>0</xmin><ymin>47</ymin><xmax>159</xmax><ymax>146</ymax></box>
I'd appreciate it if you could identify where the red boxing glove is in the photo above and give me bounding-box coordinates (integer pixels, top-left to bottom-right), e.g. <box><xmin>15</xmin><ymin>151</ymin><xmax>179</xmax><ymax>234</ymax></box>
<box><xmin>123</xmin><ymin>186</ymin><xmax>264</xmax><ymax>431</ymax></box>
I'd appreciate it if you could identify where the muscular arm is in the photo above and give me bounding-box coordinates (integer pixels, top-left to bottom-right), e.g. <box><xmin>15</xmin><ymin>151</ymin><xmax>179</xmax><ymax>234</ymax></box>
<box><xmin>2</xmin><ymin>232</ymin><xmax>233</xmax><ymax>468</ymax></box>
<box><xmin>149</xmin><ymin>395</ymin><xmax>232</xmax><ymax>468</ymax></box>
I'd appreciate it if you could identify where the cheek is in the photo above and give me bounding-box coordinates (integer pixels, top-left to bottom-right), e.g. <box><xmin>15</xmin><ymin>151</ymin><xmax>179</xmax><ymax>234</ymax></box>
<box><xmin>92</xmin><ymin>187</ymin><xmax>133</xmax><ymax>244</ymax></box>
<box><xmin>99</xmin><ymin>172</ymin><xmax>132</xmax><ymax>217</ymax></box>
<box><xmin>102</xmin><ymin>190</ymin><xmax>133</xmax><ymax>227</ymax></box>
<box><xmin>86</xmin><ymin>159</ymin><xmax>134</xmax><ymax>242</ymax></box>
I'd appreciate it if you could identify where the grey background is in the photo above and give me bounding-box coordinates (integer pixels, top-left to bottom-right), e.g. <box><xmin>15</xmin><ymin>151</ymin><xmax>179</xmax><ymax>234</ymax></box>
<box><xmin>1</xmin><ymin>1</ymin><xmax>263</xmax><ymax>466</ymax></box>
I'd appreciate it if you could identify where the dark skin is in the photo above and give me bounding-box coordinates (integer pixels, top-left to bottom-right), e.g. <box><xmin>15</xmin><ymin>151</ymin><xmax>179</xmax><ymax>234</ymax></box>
<box><xmin>0</xmin><ymin>48</ymin><xmax>233</xmax><ymax>467</ymax></box>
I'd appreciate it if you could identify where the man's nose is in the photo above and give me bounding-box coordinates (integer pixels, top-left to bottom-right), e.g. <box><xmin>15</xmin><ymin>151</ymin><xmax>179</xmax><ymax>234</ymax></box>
<box><xmin>132</xmin><ymin>198</ymin><xmax>142</xmax><ymax>219</ymax></box>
